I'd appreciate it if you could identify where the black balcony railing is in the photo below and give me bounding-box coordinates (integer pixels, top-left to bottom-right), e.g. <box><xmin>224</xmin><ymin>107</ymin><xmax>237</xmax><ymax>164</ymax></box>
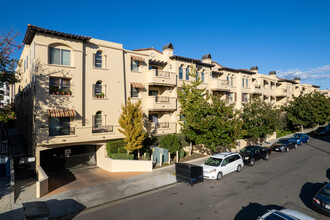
<box><xmin>92</xmin><ymin>125</ymin><xmax>113</xmax><ymax>133</ymax></box>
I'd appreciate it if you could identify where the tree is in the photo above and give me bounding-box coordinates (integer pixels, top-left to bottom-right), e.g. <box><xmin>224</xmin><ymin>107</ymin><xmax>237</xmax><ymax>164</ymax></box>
<box><xmin>0</xmin><ymin>28</ymin><xmax>22</xmax><ymax>123</ymax></box>
<box><xmin>118</xmin><ymin>98</ymin><xmax>145</xmax><ymax>154</ymax></box>
<box><xmin>240</xmin><ymin>98</ymin><xmax>281</xmax><ymax>140</ymax></box>
<box><xmin>0</xmin><ymin>27</ymin><xmax>22</xmax><ymax>84</ymax></box>
<box><xmin>159</xmin><ymin>134</ymin><xmax>181</xmax><ymax>154</ymax></box>
<box><xmin>178</xmin><ymin>64</ymin><xmax>242</xmax><ymax>152</ymax></box>
<box><xmin>285</xmin><ymin>91</ymin><xmax>330</xmax><ymax>129</ymax></box>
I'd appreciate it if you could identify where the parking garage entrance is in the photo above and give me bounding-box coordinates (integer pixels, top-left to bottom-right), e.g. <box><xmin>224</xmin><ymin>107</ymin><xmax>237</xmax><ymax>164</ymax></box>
<box><xmin>40</xmin><ymin>145</ymin><xmax>96</xmax><ymax>174</ymax></box>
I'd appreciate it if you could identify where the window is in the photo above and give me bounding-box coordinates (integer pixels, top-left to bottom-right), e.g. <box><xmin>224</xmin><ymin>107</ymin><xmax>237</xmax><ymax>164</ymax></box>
<box><xmin>201</xmin><ymin>72</ymin><xmax>205</xmax><ymax>82</ymax></box>
<box><xmin>94</xmin><ymin>111</ymin><xmax>102</xmax><ymax>128</ymax></box>
<box><xmin>131</xmin><ymin>86</ymin><xmax>139</xmax><ymax>97</ymax></box>
<box><xmin>95</xmin><ymin>81</ymin><xmax>102</xmax><ymax>94</ymax></box>
<box><xmin>231</xmin><ymin>76</ymin><xmax>234</xmax><ymax>86</ymax></box>
<box><xmin>49</xmin><ymin>77</ymin><xmax>71</xmax><ymax>95</ymax></box>
<box><xmin>196</xmin><ymin>71</ymin><xmax>199</xmax><ymax>81</ymax></box>
<box><xmin>228</xmin><ymin>92</ymin><xmax>234</xmax><ymax>102</ymax></box>
<box><xmin>49</xmin><ymin>117</ymin><xmax>70</xmax><ymax>136</ymax></box>
<box><xmin>131</xmin><ymin>59</ymin><xmax>139</xmax><ymax>72</ymax></box>
<box><xmin>242</xmin><ymin>78</ymin><xmax>245</xmax><ymax>87</ymax></box>
<box><xmin>95</xmin><ymin>51</ymin><xmax>102</xmax><ymax>68</ymax></box>
<box><xmin>179</xmin><ymin>66</ymin><xmax>183</xmax><ymax>80</ymax></box>
<box><xmin>186</xmin><ymin>67</ymin><xmax>189</xmax><ymax>80</ymax></box>
<box><xmin>246</xmin><ymin>79</ymin><xmax>248</xmax><ymax>88</ymax></box>
<box><xmin>49</xmin><ymin>47</ymin><xmax>71</xmax><ymax>66</ymax></box>
<box><xmin>242</xmin><ymin>93</ymin><xmax>249</xmax><ymax>102</ymax></box>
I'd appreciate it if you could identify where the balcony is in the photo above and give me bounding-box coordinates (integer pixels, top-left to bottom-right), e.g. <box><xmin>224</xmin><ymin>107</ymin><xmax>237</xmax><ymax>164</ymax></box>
<box><xmin>147</xmin><ymin>96</ymin><xmax>176</xmax><ymax>111</ymax></box>
<box><xmin>146</xmin><ymin>69</ymin><xmax>176</xmax><ymax>86</ymax></box>
<box><xmin>209</xmin><ymin>79</ymin><xmax>233</xmax><ymax>91</ymax></box>
<box><xmin>276</xmin><ymin>88</ymin><xmax>291</xmax><ymax>97</ymax></box>
<box><xmin>252</xmin><ymin>85</ymin><xmax>262</xmax><ymax>94</ymax></box>
<box><xmin>92</xmin><ymin>125</ymin><xmax>113</xmax><ymax>134</ymax></box>
<box><xmin>147</xmin><ymin>122</ymin><xmax>176</xmax><ymax>136</ymax></box>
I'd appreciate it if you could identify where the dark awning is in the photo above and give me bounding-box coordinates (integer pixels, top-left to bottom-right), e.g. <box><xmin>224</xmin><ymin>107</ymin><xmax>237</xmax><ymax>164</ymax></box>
<box><xmin>149</xmin><ymin>59</ymin><xmax>167</xmax><ymax>66</ymax></box>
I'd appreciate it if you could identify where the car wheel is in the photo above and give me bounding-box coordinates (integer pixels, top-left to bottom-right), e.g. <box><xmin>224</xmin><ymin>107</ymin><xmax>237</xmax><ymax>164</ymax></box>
<box><xmin>237</xmin><ymin>165</ymin><xmax>242</xmax><ymax>172</ymax></box>
<box><xmin>286</xmin><ymin>147</ymin><xmax>290</xmax><ymax>152</ymax></box>
<box><xmin>307</xmin><ymin>139</ymin><xmax>310</xmax><ymax>143</ymax></box>
<box><xmin>249</xmin><ymin>158</ymin><xmax>255</xmax><ymax>166</ymax></box>
<box><xmin>217</xmin><ymin>172</ymin><xmax>223</xmax><ymax>180</ymax></box>
<box><xmin>263</xmin><ymin>153</ymin><xmax>270</xmax><ymax>160</ymax></box>
<box><xmin>294</xmin><ymin>144</ymin><xmax>298</xmax><ymax>149</ymax></box>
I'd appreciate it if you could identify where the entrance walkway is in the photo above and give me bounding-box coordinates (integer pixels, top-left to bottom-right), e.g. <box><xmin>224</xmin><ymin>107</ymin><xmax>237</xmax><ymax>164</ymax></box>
<box><xmin>45</xmin><ymin>167</ymin><xmax>147</xmax><ymax>196</ymax></box>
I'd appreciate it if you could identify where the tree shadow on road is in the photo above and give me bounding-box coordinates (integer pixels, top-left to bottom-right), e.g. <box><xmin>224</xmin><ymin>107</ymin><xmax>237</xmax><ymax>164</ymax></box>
<box><xmin>234</xmin><ymin>202</ymin><xmax>284</xmax><ymax>220</ymax></box>
<box><xmin>299</xmin><ymin>182</ymin><xmax>326</xmax><ymax>209</ymax></box>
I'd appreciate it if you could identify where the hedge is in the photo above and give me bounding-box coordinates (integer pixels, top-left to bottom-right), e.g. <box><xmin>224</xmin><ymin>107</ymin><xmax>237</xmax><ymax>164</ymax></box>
<box><xmin>106</xmin><ymin>139</ymin><xmax>126</xmax><ymax>155</ymax></box>
<box><xmin>109</xmin><ymin>153</ymin><xmax>134</xmax><ymax>160</ymax></box>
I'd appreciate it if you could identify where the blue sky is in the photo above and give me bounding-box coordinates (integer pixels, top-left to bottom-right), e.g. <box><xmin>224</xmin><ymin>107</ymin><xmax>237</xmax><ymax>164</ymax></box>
<box><xmin>2</xmin><ymin>0</ymin><xmax>330</xmax><ymax>89</ymax></box>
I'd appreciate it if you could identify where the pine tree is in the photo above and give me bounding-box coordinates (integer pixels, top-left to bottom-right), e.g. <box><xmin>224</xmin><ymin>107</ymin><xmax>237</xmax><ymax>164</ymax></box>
<box><xmin>118</xmin><ymin>98</ymin><xmax>145</xmax><ymax>154</ymax></box>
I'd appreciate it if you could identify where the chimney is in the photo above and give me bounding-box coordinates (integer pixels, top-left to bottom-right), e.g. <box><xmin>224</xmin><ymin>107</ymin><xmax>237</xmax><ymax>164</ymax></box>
<box><xmin>269</xmin><ymin>71</ymin><xmax>276</xmax><ymax>75</ymax></box>
<box><xmin>250</xmin><ymin>66</ymin><xmax>258</xmax><ymax>73</ymax></box>
<box><xmin>162</xmin><ymin>43</ymin><xmax>174</xmax><ymax>58</ymax></box>
<box><xmin>294</xmin><ymin>77</ymin><xmax>300</xmax><ymax>84</ymax></box>
<box><xmin>201</xmin><ymin>54</ymin><xmax>212</xmax><ymax>64</ymax></box>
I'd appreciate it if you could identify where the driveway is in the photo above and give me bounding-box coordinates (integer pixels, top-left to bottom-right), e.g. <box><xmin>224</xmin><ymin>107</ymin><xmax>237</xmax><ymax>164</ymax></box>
<box><xmin>45</xmin><ymin>167</ymin><xmax>148</xmax><ymax>196</ymax></box>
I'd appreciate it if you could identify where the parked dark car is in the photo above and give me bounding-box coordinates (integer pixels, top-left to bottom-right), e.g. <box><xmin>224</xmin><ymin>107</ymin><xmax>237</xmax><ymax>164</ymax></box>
<box><xmin>292</xmin><ymin>133</ymin><xmax>310</xmax><ymax>144</ymax></box>
<box><xmin>315</xmin><ymin>126</ymin><xmax>329</xmax><ymax>136</ymax></box>
<box><xmin>312</xmin><ymin>182</ymin><xmax>330</xmax><ymax>216</ymax></box>
<box><xmin>271</xmin><ymin>138</ymin><xmax>297</xmax><ymax>152</ymax></box>
<box><xmin>240</xmin><ymin>145</ymin><xmax>271</xmax><ymax>166</ymax></box>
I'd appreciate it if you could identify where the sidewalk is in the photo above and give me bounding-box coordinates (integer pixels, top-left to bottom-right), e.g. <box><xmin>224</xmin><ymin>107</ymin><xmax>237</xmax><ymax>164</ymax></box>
<box><xmin>0</xmin><ymin>156</ymin><xmax>208</xmax><ymax>220</ymax></box>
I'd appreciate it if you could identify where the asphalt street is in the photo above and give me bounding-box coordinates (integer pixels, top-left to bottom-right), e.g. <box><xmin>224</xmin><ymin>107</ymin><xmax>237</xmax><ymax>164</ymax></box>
<box><xmin>75</xmin><ymin>135</ymin><xmax>330</xmax><ymax>220</ymax></box>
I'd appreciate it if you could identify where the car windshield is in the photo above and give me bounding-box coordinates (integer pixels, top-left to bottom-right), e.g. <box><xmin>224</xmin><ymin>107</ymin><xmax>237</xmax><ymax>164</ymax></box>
<box><xmin>240</xmin><ymin>147</ymin><xmax>255</xmax><ymax>154</ymax></box>
<box><xmin>319</xmin><ymin>187</ymin><xmax>330</xmax><ymax>199</ymax></box>
<box><xmin>293</xmin><ymin>134</ymin><xmax>302</xmax><ymax>138</ymax></box>
<box><xmin>279</xmin><ymin>139</ymin><xmax>289</xmax><ymax>144</ymax></box>
<box><xmin>204</xmin><ymin>157</ymin><xmax>222</xmax><ymax>167</ymax></box>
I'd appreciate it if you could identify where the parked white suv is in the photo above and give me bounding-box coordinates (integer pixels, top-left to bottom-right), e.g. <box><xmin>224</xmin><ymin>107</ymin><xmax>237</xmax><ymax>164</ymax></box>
<box><xmin>201</xmin><ymin>152</ymin><xmax>244</xmax><ymax>180</ymax></box>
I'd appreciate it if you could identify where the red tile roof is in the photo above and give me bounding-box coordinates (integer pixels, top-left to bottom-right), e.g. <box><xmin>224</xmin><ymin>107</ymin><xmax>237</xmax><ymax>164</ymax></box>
<box><xmin>133</xmin><ymin>47</ymin><xmax>163</xmax><ymax>54</ymax></box>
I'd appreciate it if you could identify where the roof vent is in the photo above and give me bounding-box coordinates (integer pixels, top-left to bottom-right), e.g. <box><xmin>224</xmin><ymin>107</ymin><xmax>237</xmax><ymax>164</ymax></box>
<box><xmin>162</xmin><ymin>43</ymin><xmax>174</xmax><ymax>50</ymax></box>
<box><xmin>250</xmin><ymin>66</ymin><xmax>258</xmax><ymax>70</ymax></box>
<box><xmin>269</xmin><ymin>71</ymin><xmax>276</xmax><ymax>75</ymax></box>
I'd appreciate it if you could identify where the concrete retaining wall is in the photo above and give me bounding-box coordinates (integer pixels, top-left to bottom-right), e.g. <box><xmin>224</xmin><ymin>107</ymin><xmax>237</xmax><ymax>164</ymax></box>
<box><xmin>36</xmin><ymin>166</ymin><xmax>48</xmax><ymax>198</ymax></box>
<box><xmin>96</xmin><ymin>144</ymin><xmax>152</xmax><ymax>172</ymax></box>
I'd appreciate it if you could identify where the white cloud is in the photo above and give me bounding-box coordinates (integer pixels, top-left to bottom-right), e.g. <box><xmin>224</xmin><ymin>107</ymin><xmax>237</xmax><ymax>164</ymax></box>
<box><xmin>277</xmin><ymin>65</ymin><xmax>330</xmax><ymax>80</ymax></box>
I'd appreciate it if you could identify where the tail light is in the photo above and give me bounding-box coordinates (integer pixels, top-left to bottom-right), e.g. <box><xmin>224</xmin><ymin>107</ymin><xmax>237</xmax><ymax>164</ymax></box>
<box><xmin>313</xmin><ymin>197</ymin><xmax>321</xmax><ymax>205</ymax></box>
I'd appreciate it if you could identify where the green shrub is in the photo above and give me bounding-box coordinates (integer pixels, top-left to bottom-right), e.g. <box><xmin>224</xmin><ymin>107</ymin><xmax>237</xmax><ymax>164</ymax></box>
<box><xmin>106</xmin><ymin>139</ymin><xmax>126</xmax><ymax>155</ymax></box>
<box><xmin>159</xmin><ymin>134</ymin><xmax>181</xmax><ymax>154</ymax></box>
<box><xmin>276</xmin><ymin>129</ymin><xmax>294</xmax><ymax>138</ymax></box>
<box><xmin>109</xmin><ymin>153</ymin><xmax>134</xmax><ymax>160</ymax></box>
<box><xmin>179</xmin><ymin>149</ymin><xmax>186</xmax><ymax>159</ymax></box>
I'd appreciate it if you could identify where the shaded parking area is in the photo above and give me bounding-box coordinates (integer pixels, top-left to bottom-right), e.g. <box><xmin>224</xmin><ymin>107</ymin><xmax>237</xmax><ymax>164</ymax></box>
<box><xmin>44</xmin><ymin>167</ymin><xmax>147</xmax><ymax>197</ymax></box>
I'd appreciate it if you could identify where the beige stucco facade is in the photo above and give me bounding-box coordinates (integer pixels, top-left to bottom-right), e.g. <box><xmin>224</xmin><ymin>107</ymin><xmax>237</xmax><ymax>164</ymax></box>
<box><xmin>15</xmin><ymin>25</ymin><xmax>320</xmax><ymax>177</ymax></box>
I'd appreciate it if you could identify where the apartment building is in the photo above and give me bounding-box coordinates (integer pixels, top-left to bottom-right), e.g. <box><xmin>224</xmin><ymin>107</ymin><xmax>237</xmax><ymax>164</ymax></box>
<box><xmin>15</xmin><ymin>25</ymin><xmax>319</xmax><ymax>176</ymax></box>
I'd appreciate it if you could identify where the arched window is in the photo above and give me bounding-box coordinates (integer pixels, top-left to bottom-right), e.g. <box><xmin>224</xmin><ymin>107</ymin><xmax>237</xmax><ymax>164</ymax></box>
<box><xmin>201</xmin><ymin>71</ymin><xmax>205</xmax><ymax>82</ymax></box>
<box><xmin>242</xmin><ymin>77</ymin><xmax>245</xmax><ymax>87</ymax></box>
<box><xmin>95</xmin><ymin>81</ymin><xmax>102</xmax><ymax>95</ymax></box>
<box><xmin>95</xmin><ymin>111</ymin><xmax>102</xmax><ymax>129</ymax></box>
<box><xmin>186</xmin><ymin>67</ymin><xmax>190</xmax><ymax>80</ymax></box>
<box><xmin>196</xmin><ymin>70</ymin><xmax>199</xmax><ymax>81</ymax></box>
<box><xmin>95</xmin><ymin>51</ymin><xmax>102</xmax><ymax>68</ymax></box>
<box><xmin>179</xmin><ymin>66</ymin><xmax>183</xmax><ymax>80</ymax></box>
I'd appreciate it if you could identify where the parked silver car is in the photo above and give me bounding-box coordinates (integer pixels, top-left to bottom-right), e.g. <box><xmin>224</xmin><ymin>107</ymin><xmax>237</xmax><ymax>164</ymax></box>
<box><xmin>258</xmin><ymin>209</ymin><xmax>316</xmax><ymax>220</ymax></box>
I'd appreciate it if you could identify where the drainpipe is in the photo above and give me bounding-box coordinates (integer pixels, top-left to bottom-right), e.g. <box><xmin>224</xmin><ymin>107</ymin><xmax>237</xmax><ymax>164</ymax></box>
<box><xmin>82</xmin><ymin>43</ymin><xmax>86</xmax><ymax>126</ymax></box>
<box><xmin>122</xmin><ymin>50</ymin><xmax>127</xmax><ymax>107</ymax></box>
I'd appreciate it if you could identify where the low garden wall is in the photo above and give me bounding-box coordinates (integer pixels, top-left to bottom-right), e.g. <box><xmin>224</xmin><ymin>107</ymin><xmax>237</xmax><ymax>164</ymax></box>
<box><xmin>36</xmin><ymin>165</ymin><xmax>48</xmax><ymax>198</ymax></box>
<box><xmin>97</xmin><ymin>144</ymin><xmax>152</xmax><ymax>172</ymax></box>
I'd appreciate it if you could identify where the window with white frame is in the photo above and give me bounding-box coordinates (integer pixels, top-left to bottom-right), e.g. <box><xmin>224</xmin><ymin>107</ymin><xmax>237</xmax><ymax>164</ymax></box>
<box><xmin>131</xmin><ymin>86</ymin><xmax>139</xmax><ymax>98</ymax></box>
<box><xmin>242</xmin><ymin>93</ymin><xmax>249</xmax><ymax>102</ymax></box>
<box><xmin>95</xmin><ymin>51</ymin><xmax>102</xmax><ymax>68</ymax></box>
<box><xmin>228</xmin><ymin>92</ymin><xmax>234</xmax><ymax>102</ymax></box>
<box><xmin>49</xmin><ymin>77</ymin><xmax>71</xmax><ymax>94</ymax></box>
<box><xmin>186</xmin><ymin>67</ymin><xmax>190</xmax><ymax>80</ymax></box>
<box><xmin>49</xmin><ymin>47</ymin><xmax>71</xmax><ymax>66</ymax></box>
